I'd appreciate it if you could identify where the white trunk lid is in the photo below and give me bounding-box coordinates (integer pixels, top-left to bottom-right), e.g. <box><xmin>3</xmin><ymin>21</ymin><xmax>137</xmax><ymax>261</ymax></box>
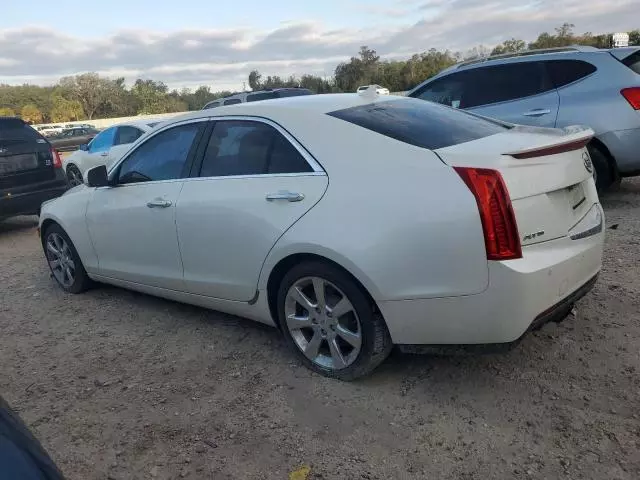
<box><xmin>436</xmin><ymin>125</ymin><xmax>599</xmax><ymax>246</ymax></box>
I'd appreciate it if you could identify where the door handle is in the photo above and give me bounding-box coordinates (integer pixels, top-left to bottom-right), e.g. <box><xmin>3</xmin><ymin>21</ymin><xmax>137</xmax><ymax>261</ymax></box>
<box><xmin>100</xmin><ymin>152</ymin><xmax>109</xmax><ymax>157</ymax></box>
<box><xmin>522</xmin><ymin>109</ymin><xmax>551</xmax><ymax>117</ymax></box>
<box><xmin>146</xmin><ymin>199</ymin><xmax>172</xmax><ymax>208</ymax></box>
<box><xmin>265</xmin><ymin>191</ymin><xmax>305</xmax><ymax>202</ymax></box>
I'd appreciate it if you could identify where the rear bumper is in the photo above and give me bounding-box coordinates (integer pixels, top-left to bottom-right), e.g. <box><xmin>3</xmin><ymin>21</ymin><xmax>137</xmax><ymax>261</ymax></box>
<box><xmin>597</xmin><ymin>127</ymin><xmax>640</xmax><ymax>175</ymax></box>
<box><xmin>1</xmin><ymin>182</ymin><xmax>68</xmax><ymax>218</ymax></box>
<box><xmin>379</xmin><ymin>205</ymin><xmax>605</xmax><ymax>345</ymax></box>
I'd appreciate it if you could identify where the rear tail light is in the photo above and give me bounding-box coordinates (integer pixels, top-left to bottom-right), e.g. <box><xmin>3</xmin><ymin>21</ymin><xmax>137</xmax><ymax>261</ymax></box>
<box><xmin>621</xmin><ymin>87</ymin><xmax>640</xmax><ymax>110</ymax></box>
<box><xmin>454</xmin><ymin>167</ymin><xmax>522</xmax><ymax>261</ymax></box>
<box><xmin>50</xmin><ymin>148</ymin><xmax>62</xmax><ymax>168</ymax></box>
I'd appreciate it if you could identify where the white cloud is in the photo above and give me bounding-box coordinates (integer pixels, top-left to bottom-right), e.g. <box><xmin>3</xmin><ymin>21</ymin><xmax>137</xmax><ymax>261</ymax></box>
<box><xmin>0</xmin><ymin>0</ymin><xmax>636</xmax><ymax>91</ymax></box>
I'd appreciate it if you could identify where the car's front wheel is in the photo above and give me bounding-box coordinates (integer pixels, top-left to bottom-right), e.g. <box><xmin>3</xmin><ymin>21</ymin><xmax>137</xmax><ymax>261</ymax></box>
<box><xmin>277</xmin><ymin>261</ymin><xmax>392</xmax><ymax>380</ymax></box>
<box><xmin>66</xmin><ymin>164</ymin><xmax>83</xmax><ymax>187</ymax></box>
<box><xmin>43</xmin><ymin>224</ymin><xmax>92</xmax><ymax>294</ymax></box>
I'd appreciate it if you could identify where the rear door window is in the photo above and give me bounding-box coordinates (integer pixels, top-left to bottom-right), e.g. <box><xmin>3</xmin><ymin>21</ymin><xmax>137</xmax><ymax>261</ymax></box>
<box><xmin>223</xmin><ymin>98</ymin><xmax>242</xmax><ymax>106</ymax></box>
<box><xmin>114</xmin><ymin>126</ymin><xmax>144</xmax><ymax>146</ymax></box>
<box><xmin>546</xmin><ymin>60</ymin><xmax>597</xmax><ymax>88</ymax></box>
<box><xmin>198</xmin><ymin>120</ymin><xmax>313</xmax><ymax>177</ymax></box>
<box><xmin>328</xmin><ymin>98</ymin><xmax>508</xmax><ymax>150</ymax></box>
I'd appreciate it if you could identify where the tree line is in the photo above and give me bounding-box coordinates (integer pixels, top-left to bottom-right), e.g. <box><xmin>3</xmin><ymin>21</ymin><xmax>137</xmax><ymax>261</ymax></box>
<box><xmin>1</xmin><ymin>24</ymin><xmax>638</xmax><ymax>123</ymax></box>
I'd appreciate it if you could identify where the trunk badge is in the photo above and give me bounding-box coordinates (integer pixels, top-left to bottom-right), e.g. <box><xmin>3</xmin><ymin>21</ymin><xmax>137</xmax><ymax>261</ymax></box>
<box><xmin>583</xmin><ymin>151</ymin><xmax>593</xmax><ymax>174</ymax></box>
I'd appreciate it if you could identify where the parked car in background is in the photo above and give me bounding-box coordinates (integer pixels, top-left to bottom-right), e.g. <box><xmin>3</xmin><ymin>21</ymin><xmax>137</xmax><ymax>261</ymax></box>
<box><xmin>62</xmin><ymin>121</ymin><xmax>155</xmax><ymax>186</ymax></box>
<box><xmin>63</xmin><ymin>123</ymin><xmax>95</xmax><ymax>129</ymax></box>
<box><xmin>408</xmin><ymin>46</ymin><xmax>640</xmax><ymax>190</ymax></box>
<box><xmin>202</xmin><ymin>88</ymin><xmax>313</xmax><ymax>109</ymax></box>
<box><xmin>39</xmin><ymin>126</ymin><xmax>64</xmax><ymax>137</ymax></box>
<box><xmin>49</xmin><ymin>127</ymin><xmax>100</xmax><ymax>152</ymax></box>
<box><xmin>0</xmin><ymin>117</ymin><xmax>67</xmax><ymax>220</ymax></box>
<box><xmin>357</xmin><ymin>84</ymin><xmax>390</xmax><ymax>95</ymax></box>
<box><xmin>39</xmin><ymin>95</ymin><xmax>603</xmax><ymax>380</ymax></box>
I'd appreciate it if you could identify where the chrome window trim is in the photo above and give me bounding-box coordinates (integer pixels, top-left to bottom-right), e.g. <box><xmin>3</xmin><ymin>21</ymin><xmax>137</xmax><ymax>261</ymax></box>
<box><xmin>104</xmin><ymin>114</ymin><xmax>326</xmax><ymax>189</ymax></box>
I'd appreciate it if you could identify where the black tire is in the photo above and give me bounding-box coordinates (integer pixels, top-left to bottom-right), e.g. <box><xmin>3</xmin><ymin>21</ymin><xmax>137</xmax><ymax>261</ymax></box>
<box><xmin>587</xmin><ymin>143</ymin><xmax>616</xmax><ymax>192</ymax></box>
<box><xmin>66</xmin><ymin>164</ymin><xmax>83</xmax><ymax>187</ymax></box>
<box><xmin>43</xmin><ymin>223</ymin><xmax>92</xmax><ymax>294</ymax></box>
<box><xmin>277</xmin><ymin>261</ymin><xmax>392</xmax><ymax>381</ymax></box>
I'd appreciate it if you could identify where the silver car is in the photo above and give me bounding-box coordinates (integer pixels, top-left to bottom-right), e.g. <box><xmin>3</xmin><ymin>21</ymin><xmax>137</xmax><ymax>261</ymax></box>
<box><xmin>408</xmin><ymin>46</ymin><xmax>640</xmax><ymax>190</ymax></box>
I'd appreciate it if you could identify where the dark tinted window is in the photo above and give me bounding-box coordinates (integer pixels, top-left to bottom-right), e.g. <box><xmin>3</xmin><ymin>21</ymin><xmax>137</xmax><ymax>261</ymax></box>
<box><xmin>199</xmin><ymin>120</ymin><xmax>312</xmax><ymax>177</ymax></box>
<box><xmin>0</xmin><ymin>118</ymin><xmax>44</xmax><ymax>141</ymax></box>
<box><xmin>546</xmin><ymin>60</ymin><xmax>597</xmax><ymax>87</ymax></box>
<box><xmin>268</xmin><ymin>133</ymin><xmax>313</xmax><ymax>174</ymax></box>
<box><xmin>114</xmin><ymin>126</ymin><xmax>143</xmax><ymax>145</ymax></box>
<box><xmin>223</xmin><ymin>98</ymin><xmax>242</xmax><ymax>105</ymax></box>
<box><xmin>203</xmin><ymin>101</ymin><xmax>221</xmax><ymax>110</ymax></box>
<box><xmin>276</xmin><ymin>89</ymin><xmax>312</xmax><ymax>98</ymax></box>
<box><xmin>328</xmin><ymin>98</ymin><xmax>507</xmax><ymax>150</ymax></box>
<box><xmin>413</xmin><ymin>62</ymin><xmax>554</xmax><ymax>109</ymax></box>
<box><xmin>622</xmin><ymin>51</ymin><xmax>640</xmax><ymax>75</ymax></box>
<box><xmin>118</xmin><ymin>123</ymin><xmax>201</xmax><ymax>184</ymax></box>
<box><xmin>246</xmin><ymin>92</ymin><xmax>277</xmax><ymax>102</ymax></box>
<box><xmin>88</xmin><ymin>127</ymin><xmax>116</xmax><ymax>153</ymax></box>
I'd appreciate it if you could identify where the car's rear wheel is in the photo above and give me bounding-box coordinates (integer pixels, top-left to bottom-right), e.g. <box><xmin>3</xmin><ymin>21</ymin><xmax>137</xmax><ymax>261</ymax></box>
<box><xmin>277</xmin><ymin>261</ymin><xmax>392</xmax><ymax>380</ymax></box>
<box><xmin>43</xmin><ymin>224</ymin><xmax>92</xmax><ymax>294</ymax></box>
<box><xmin>66</xmin><ymin>164</ymin><xmax>83</xmax><ymax>187</ymax></box>
<box><xmin>587</xmin><ymin>143</ymin><xmax>617</xmax><ymax>192</ymax></box>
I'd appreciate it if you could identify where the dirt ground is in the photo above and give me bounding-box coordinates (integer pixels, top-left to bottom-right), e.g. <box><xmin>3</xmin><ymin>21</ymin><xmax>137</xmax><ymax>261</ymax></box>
<box><xmin>1</xmin><ymin>180</ymin><xmax>639</xmax><ymax>480</ymax></box>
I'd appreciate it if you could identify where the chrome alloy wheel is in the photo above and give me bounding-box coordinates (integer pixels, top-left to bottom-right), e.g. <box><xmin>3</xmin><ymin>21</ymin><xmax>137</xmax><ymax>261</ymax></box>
<box><xmin>67</xmin><ymin>166</ymin><xmax>83</xmax><ymax>187</ymax></box>
<box><xmin>45</xmin><ymin>232</ymin><xmax>76</xmax><ymax>288</ymax></box>
<box><xmin>284</xmin><ymin>276</ymin><xmax>362</xmax><ymax>370</ymax></box>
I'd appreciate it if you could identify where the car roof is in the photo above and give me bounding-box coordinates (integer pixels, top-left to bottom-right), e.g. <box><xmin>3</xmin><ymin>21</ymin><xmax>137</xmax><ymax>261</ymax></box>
<box><xmin>110</xmin><ymin>120</ymin><xmax>154</xmax><ymax>130</ymax></box>
<box><xmin>174</xmin><ymin>93</ymin><xmax>406</xmax><ymax>123</ymax></box>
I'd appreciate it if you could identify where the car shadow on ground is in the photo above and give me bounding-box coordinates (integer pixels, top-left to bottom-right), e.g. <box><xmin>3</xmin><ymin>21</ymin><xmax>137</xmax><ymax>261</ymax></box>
<box><xmin>0</xmin><ymin>216</ymin><xmax>38</xmax><ymax>235</ymax></box>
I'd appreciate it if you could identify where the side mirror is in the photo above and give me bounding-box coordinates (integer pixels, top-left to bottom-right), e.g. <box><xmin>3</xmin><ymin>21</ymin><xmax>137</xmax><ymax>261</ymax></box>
<box><xmin>86</xmin><ymin>165</ymin><xmax>109</xmax><ymax>188</ymax></box>
<box><xmin>79</xmin><ymin>144</ymin><xmax>89</xmax><ymax>151</ymax></box>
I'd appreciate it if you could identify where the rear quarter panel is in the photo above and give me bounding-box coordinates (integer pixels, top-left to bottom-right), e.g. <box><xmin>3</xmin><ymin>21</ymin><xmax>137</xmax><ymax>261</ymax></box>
<box><xmin>258</xmin><ymin>113</ymin><xmax>489</xmax><ymax>301</ymax></box>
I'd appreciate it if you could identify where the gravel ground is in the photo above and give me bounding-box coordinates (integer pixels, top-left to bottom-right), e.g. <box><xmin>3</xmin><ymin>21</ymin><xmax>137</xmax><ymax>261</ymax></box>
<box><xmin>1</xmin><ymin>180</ymin><xmax>639</xmax><ymax>480</ymax></box>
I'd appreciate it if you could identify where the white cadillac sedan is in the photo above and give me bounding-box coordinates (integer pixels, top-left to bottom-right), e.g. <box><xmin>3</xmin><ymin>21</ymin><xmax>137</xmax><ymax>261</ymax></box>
<box><xmin>62</xmin><ymin>120</ymin><xmax>160</xmax><ymax>187</ymax></box>
<box><xmin>39</xmin><ymin>94</ymin><xmax>605</xmax><ymax>380</ymax></box>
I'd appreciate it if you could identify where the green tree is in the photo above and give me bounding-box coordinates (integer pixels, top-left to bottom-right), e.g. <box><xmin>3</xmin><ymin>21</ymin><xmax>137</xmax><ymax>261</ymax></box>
<box><xmin>248</xmin><ymin>70</ymin><xmax>262</xmax><ymax>90</ymax></box>
<box><xmin>59</xmin><ymin>73</ymin><xmax>122</xmax><ymax>119</ymax></box>
<box><xmin>21</xmin><ymin>104</ymin><xmax>43</xmax><ymax>124</ymax></box>
<box><xmin>629</xmin><ymin>29</ymin><xmax>640</xmax><ymax>46</ymax></box>
<box><xmin>50</xmin><ymin>95</ymin><xmax>84</xmax><ymax>122</ymax></box>
<box><xmin>491</xmin><ymin>38</ymin><xmax>526</xmax><ymax>55</ymax></box>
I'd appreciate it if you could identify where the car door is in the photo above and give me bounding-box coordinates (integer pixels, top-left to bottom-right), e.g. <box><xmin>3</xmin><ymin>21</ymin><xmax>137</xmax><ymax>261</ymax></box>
<box><xmin>86</xmin><ymin>120</ymin><xmax>207</xmax><ymax>289</ymax></box>
<box><xmin>176</xmin><ymin>118</ymin><xmax>328</xmax><ymax>301</ymax></box>
<box><xmin>412</xmin><ymin>61</ymin><xmax>560</xmax><ymax>127</ymax></box>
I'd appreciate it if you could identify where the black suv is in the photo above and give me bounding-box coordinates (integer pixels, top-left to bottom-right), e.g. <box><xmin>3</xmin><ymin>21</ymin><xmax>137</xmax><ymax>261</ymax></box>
<box><xmin>0</xmin><ymin>117</ymin><xmax>69</xmax><ymax>220</ymax></box>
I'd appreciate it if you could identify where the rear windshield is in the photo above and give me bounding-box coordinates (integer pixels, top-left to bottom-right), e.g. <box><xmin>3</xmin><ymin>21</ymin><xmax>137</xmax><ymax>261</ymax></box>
<box><xmin>622</xmin><ymin>51</ymin><xmax>640</xmax><ymax>75</ymax></box>
<box><xmin>0</xmin><ymin>118</ymin><xmax>45</xmax><ymax>142</ymax></box>
<box><xmin>327</xmin><ymin>98</ymin><xmax>508</xmax><ymax>150</ymax></box>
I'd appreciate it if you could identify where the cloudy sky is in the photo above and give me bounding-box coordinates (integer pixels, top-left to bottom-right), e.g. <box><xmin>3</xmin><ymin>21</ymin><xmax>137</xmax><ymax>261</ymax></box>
<box><xmin>1</xmin><ymin>0</ymin><xmax>636</xmax><ymax>91</ymax></box>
